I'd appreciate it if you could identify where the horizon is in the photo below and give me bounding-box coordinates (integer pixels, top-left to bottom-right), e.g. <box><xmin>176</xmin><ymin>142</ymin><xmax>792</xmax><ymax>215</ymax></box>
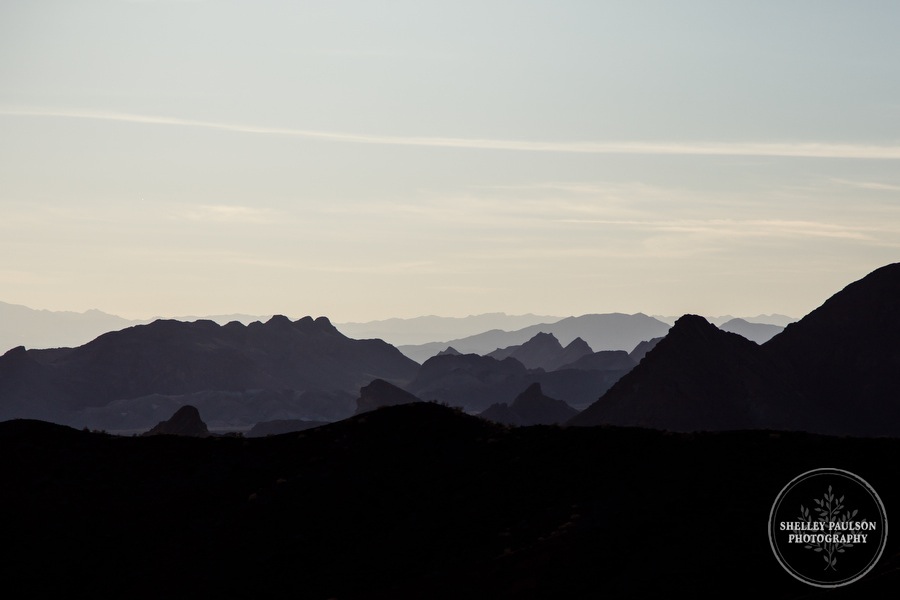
<box><xmin>2</xmin><ymin>1</ymin><xmax>899</xmax><ymax>322</ymax></box>
<box><xmin>0</xmin><ymin>296</ymin><xmax>801</xmax><ymax>325</ymax></box>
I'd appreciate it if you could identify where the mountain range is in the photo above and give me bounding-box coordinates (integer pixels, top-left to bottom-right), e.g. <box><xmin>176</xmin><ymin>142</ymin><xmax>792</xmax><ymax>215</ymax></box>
<box><xmin>0</xmin><ymin>315</ymin><xmax>417</xmax><ymax>430</ymax></box>
<box><xmin>397</xmin><ymin>313</ymin><xmax>673</xmax><ymax>363</ymax></box>
<box><xmin>572</xmin><ymin>263</ymin><xmax>900</xmax><ymax>436</ymax></box>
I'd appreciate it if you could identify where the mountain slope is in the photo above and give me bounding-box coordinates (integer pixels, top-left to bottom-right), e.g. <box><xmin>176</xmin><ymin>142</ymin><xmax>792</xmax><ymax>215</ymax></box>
<box><xmin>0</xmin><ymin>315</ymin><xmax>419</xmax><ymax>428</ymax></box>
<box><xmin>399</xmin><ymin>313</ymin><xmax>670</xmax><ymax>363</ymax></box>
<box><xmin>572</xmin><ymin>263</ymin><xmax>900</xmax><ymax>436</ymax></box>
<box><xmin>569</xmin><ymin>315</ymin><xmax>806</xmax><ymax>431</ymax></box>
<box><xmin>3</xmin><ymin>404</ymin><xmax>899</xmax><ymax>598</ymax></box>
<box><xmin>479</xmin><ymin>382</ymin><xmax>579</xmax><ymax>426</ymax></box>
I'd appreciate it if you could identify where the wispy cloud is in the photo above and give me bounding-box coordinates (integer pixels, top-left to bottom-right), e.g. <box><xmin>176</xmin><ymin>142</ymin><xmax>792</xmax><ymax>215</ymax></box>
<box><xmin>179</xmin><ymin>204</ymin><xmax>279</xmax><ymax>224</ymax></box>
<box><xmin>554</xmin><ymin>218</ymin><xmax>883</xmax><ymax>241</ymax></box>
<box><xmin>830</xmin><ymin>178</ymin><xmax>900</xmax><ymax>192</ymax></box>
<box><xmin>5</xmin><ymin>107</ymin><xmax>900</xmax><ymax>159</ymax></box>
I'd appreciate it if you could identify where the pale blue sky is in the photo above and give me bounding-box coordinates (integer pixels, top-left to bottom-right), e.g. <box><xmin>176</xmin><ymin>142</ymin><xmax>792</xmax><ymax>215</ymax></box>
<box><xmin>2</xmin><ymin>1</ymin><xmax>899</xmax><ymax>321</ymax></box>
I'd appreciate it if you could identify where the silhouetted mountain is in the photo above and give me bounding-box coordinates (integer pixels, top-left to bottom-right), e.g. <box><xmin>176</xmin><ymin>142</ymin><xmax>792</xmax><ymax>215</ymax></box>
<box><xmin>570</xmin><ymin>315</ymin><xmax>804</xmax><ymax>431</ymax></box>
<box><xmin>79</xmin><ymin>388</ymin><xmax>355</xmax><ymax>433</ymax></box>
<box><xmin>398</xmin><ymin>313</ymin><xmax>671</xmax><ymax>363</ymax></box>
<box><xmin>408</xmin><ymin>352</ymin><xmax>632</xmax><ymax>413</ymax></box>
<box><xmin>437</xmin><ymin>346</ymin><xmax>462</xmax><ymax>356</ymax></box>
<box><xmin>629</xmin><ymin>337</ymin><xmax>663</xmax><ymax>364</ymax></box>
<box><xmin>572</xmin><ymin>263</ymin><xmax>900</xmax><ymax>436</ymax></box>
<box><xmin>4</xmin><ymin>403</ymin><xmax>899</xmax><ymax>598</ymax></box>
<box><xmin>408</xmin><ymin>353</ymin><xmax>530</xmax><ymax>412</ymax></box>
<box><xmin>143</xmin><ymin>405</ymin><xmax>209</xmax><ymax>437</ymax></box>
<box><xmin>0</xmin><ymin>315</ymin><xmax>418</xmax><ymax>429</ymax></box>
<box><xmin>355</xmin><ymin>378</ymin><xmax>422</xmax><ymax>414</ymax></box>
<box><xmin>479</xmin><ymin>383</ymin><xmax>579</xmax><ymax>426</ymax></box>
<box><xmin>652</xmin><ymin>313</ymin><xmax>798</xmax><ymax>327</ymax></box>
<box><xmin>557</xmin><ymin>350</ymin><xmax>636</xmax><ymax>372</ymax></box>
<box><xmin>719</xmin><ymin>318</ymin><xmax>783</xmax><ymax>344</ymax></box>
<box><xmin>764</xmin><ymin>262</ymin><xmax>900</xmax><ymax>436</ymax></box>
<box><xmin>489</xmin><ymin>334</ymin><xmax>594</xmax><ymax>371</ymax></box>
<box><xmin>545</xmin><ymin>337</ymin><xmax>594</xmax><ymax>371</ymax></box>
<box><xmin>335</xmin><ymin>313</ymin><xmax>562</xmax><ymax>346</ymax></box>
<box><xmin>486</xmin><ymin>332</ymin><xmax>560</xmax><ymax>369</ymax></box>
<box><xmin>246</xmin><ymin>419</ymin><xmax>327</xmax><ymax>437</ymax></box>
<box><xmin>0</xmin><ymin>301</ymin><xmax>140</xmax><ymax>353</ymax></box>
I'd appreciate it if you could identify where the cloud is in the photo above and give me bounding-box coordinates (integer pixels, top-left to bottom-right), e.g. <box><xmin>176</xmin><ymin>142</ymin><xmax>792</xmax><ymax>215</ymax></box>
<box><xmin>179</xmin><ymin>204</ymin><xmax>278</xmax><ymax>224</ymax></box>
<box><xmin>5</xmin><ymin>107</ymin><xmax>900</xmax><ymax>159</ymax></box>
<box><xmin>830</xmin><ymin>179</ymin><xmax>900</xmax><ymax>192</ymax></box>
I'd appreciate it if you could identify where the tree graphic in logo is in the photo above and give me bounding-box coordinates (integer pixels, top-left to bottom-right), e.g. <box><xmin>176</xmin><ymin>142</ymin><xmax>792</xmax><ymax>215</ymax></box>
<box><xmin>799</xmin><ymin>485</ymin><xmax>858</xmax><ymax>571</ymax></box>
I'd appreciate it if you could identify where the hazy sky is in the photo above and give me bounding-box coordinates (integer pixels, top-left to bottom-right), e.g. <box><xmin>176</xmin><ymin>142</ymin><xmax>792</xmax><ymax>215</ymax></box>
<box><xmin>2</xmin><ymin>1</ymin><xmax>899</xmax><ymax>322</ymax></box>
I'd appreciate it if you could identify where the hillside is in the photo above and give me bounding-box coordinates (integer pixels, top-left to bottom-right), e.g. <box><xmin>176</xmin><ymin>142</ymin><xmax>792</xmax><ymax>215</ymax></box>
<box><xmin>2</xmin><ymin>403</ymin><xmax>898</xmax><ymax>598</ymax></box>
<box><xmin>572</xmin><ymin>263</ymin><xmax>900</xmax><ymax>436</ymax></box>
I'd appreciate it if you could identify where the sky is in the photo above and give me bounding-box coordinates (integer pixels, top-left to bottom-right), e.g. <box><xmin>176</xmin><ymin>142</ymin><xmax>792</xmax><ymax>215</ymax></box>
<box><xmin>2</xmin><ymin>0</ymin><xmax>899</xmax><ymax>322</ymax></box>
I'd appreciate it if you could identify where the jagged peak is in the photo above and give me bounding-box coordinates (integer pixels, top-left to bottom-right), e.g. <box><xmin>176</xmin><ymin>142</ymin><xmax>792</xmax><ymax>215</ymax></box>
<box><xmin>265</xmin><ymin>314</ymin><xmax>293</xmax><ymax>327</ymax></box>
<box><xmin>563</xmin><ymin>337</ymin><xmax>592</xmax><ymax>352</ymax></box>
<box><xmin>3</xmin><ymin>345</ymin><xmax>28</xmax><ymax>357</ymax></box>
<box><xmin>515</xmin><ymin>382</ymin><xmax>545</xmax><ymax>399</ymax></box>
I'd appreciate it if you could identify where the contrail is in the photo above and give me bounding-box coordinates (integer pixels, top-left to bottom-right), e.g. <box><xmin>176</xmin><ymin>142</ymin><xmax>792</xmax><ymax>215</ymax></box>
<box><xmin>4</xmin><ymin>107</ymin><xmax>900</xmax><ymax>159</ymax></box>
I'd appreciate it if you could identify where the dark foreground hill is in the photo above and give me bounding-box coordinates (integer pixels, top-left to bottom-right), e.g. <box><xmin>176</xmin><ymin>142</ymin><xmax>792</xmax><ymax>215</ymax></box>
<box><xmin>2</xmin><ymin>403</ymin><xmax>898</xmax><ymax>599</ymax></box>
<box><xmin>572</xmin><ymin>263</ymin><xmax>900</xmax><ymax>436</ymax></box>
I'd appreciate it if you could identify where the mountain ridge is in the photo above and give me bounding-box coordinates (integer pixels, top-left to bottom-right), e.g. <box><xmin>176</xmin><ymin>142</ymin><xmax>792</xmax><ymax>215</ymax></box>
<box><xmin>572</xmin><ymin>263</ymin><xmax>900</xmax><ymax>436</ymax></box>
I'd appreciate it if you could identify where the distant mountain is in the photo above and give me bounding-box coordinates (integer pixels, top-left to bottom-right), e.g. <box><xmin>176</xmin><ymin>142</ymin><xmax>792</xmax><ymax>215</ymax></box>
<box><xmin>143</xmin><ymin>405</ymin><xmax>210</xmax><ymax>437</ymax></box>
<box><xmin>399</xmin><ymin>313</ymin><xmax>671</xmax><ymax>363</ymax></box>
<box><xmin>718</xmin><ymin>318</ymin><xmax>783</xmax><ymax>344</ymax></box>
<box><xmin>572</xmin><ymin>263</ymin><xmax>900</xmax><ymax>436</ymax></box>
<box><xmin>558</xmin><ymin>350</ymin><xmax>637</xmax><ymax>372</ymax></box>
<box><xmin>355</xmin><ymin>379</ymin><xmax>422</xmax><ymax>414</ymax></box>
<box><xmin>0</xmin><ymin>315</ymin><xmax>418</xmax><ymax>430</ymax></box>
<box><xmin>652</xmin><ymin>313</ymin><xmax>797</xmax><ymax>327</ymax></box>
<box><xmin>0</xmin><ymin>301</ymin><xmax>280</xmax><ymax>355</ymax></box>
<box><xmin>408</xmin><ymin>354</ymin><xmax>530</xmax><ymax>412</ymax></box>
<box><xmin>0</xmin><ymin>301</ymin><xmax>140</xmax><ymax>352</ymax></box>
<box><xmin>487</xmin><ymin>333</ymin><xmax>593</xmax><ymax>371</ymax></box>
<box><xmin>335</xmin><ymin>313</ymin><xmax>562</xmax><ymax>346</ymax></box>
<box><xmin>628</xmin><ymin>337</ymin><xmax>663</xmax><ymax>364</ymax></box>
<box><xmin>408</xmin><ymin>351</ymin><xmax>634</xmax><ymax>413</ymax></box>
<box><xmin>479</xmin><ymin>382</ymin><xmax>579</xmax><ymax>426</ymax></box>
<box><xmin>78</xmin><ymin>388</ymin><xmax>355</xmax><ymax>433</ymax></box>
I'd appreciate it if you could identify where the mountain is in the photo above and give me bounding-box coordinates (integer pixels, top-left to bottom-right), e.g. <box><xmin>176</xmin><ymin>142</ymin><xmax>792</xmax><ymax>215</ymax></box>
<box><xmin>408</xmin><ymin>352</ymin><xmax>634</xmax><ymax>413</ymax></box>
<box><xmin>718</xmin><ymin>318</ymin><xmax>783</xmax><ymax>344</ymax></box>
<box><xmin>572</xmin><ymin>263</ymin><xmax>900</xmax><ymax>436</ymax></box>
<box><xmin>408</xmin><ymin>353</ymin><xmax>530</xmax><ymax>412</ymax></box>
<box><xmin>569</xmin><ymin>315</ymin><xmax>805</xmax><ymax>431</ymax></box>
<box><xmin>79</xmin><ymin>388</ymin><xmax>355</xmax><ymax>433</ymax></box>
<box><xmin>652</xmin><ymin>313</ymin><xmax>798</xmax><ymax>327</ymax></box>
<box><xmin>4</xmin><ymin>403</ymin><xmax>900</xmax><ymax>598</ymax></box>
<box><xmin>246</xmin><ymin>418</ymin><xmax>328</xmax><ymax>437</ymax></box>
<box><xmin>558</xmin><ymin>350</ymin><xmax>637</xmax><ymax>372</ymax></box>
<box><xmin>335</xmin><ymin>313</ymin><xmax>562</xmax><ymax>346</ymax></box>
<box><xmin>143</xmin><ymin>405</ymin><xmax>210</xmax><ymax>437</ymax></box>
<box><xmin>355</xmin><ymin>378</ymin><xmax>422</xmax><ymax>414</ymax></box>
<box><xmin>399</xmin><ymin>313</ymin><xmax>671</xmax><ymax>363</ymax></box>
<box><xmin>0</xmin><ymin>315</ymin><xmax>418</xmax><ymax>430</ymax></box>
<box><xmin>487</xmin><ymin>332</ymin><xmax>594</xmax><ymax>371</ymax></box>
<box><xmin>479</xmin><ymin>382</ymin><xmax>579</xmax><ymax>426</ymax></box>
<box><xmin>764</xmin><ymin>262</ymin><xmax>900</xmax><ymax>436</ymax></box>
<box><xmin>0</xmin><ymin>301</ymin><xmax>140</xmax><ymax>353</ymax></box>
<box><xmin>629</xmin><ymin>337</ymin><xmax>663</xmax><ymax>364</ymax></box>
